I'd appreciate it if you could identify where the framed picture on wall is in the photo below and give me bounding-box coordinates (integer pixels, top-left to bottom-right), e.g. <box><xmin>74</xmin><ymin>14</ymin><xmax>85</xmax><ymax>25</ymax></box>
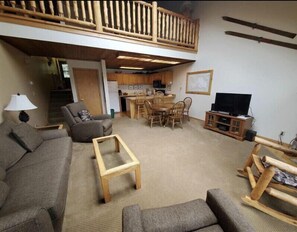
<box><xmin>186</xmin><ymin>70</ymin><xmax>213</xmax><ymax>95</ymax></box>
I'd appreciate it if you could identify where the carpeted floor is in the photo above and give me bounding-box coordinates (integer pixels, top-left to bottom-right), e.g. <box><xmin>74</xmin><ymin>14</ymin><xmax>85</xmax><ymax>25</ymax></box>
<box><xmin>62</xmin><ymin>116</ymin><xmax>296</xmax><ymax>232</ymax></box>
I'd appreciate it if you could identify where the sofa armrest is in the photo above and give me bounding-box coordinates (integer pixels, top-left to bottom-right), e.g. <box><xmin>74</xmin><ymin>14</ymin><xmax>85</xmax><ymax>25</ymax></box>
<box><xmin>92</xmin><ymin>114</ymin><xmax>111</xmax><ymax>120</ymax></box>
<box><xmin>122</xmin><ymin>205</ymin><xmax>144</xmax><ymax>232</ymax></box>
<box><xmin>71</xmin><ymin>121</ymin><xmax>104</xmax><ymax>142</ymax></box>
<box><xmin>206</xmin><ymin>189</ymin><xmax>255</xmax><ymax>232</ymax></box>
<box><xmin>0</xmin><ymin>207</ymin><xmax>54</xmax><ymax>232</ymax></box>
<box><xmin>39</xmin><ymin>129</ymin><xmax>68</xmax><ymax>140</ymax></box>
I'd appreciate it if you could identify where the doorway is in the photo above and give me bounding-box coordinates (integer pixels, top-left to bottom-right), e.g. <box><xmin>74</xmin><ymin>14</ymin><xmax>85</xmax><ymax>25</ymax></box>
<box><xmin>73</xmin><ymin>68</ymin><xmax>103</xmax><ymax>115</ymax></box>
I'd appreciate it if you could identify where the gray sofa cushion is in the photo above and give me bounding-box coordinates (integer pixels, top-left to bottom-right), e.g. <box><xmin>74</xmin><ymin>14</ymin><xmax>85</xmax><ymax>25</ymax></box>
<box><xmin>0</xmin><ymin>132</ymin><xmax>27</xmax><ymax>170</ymax></box>
<box><xmin>141</xmin><ymin>199</ymin><xmax>218</xmax><ymax>232</ymax></box>
<box><xmin>0</xmin><ymin>167</ymin><xmax>6</xmax><ymax>181</ymax></box>
<box><xmin>12</xmin><ymin>123</ymin><xmax>43</xmax><ymax>152</ymax></box>
<box><xmin>8</xmin><ymin>137</ymin><xmax>72</xmax><ymax>172</ymax></box>
<box><xmin>194</xmin><ymin>224</ymin><xmax>224</xmax><ymax>232</ymax></box>
<box><xmin>0</xmin><ymin>181</ymin><xmax>9</xmax><ymax>208</ymax></box>
<box><xmin>1</xmin><ymin>158</ymin><xmax>70</xmax><ymax>220</ymax></box>
<box><xmin>0</xmin><ymin>207</ymin><xmax>54</xmax><ymax>232</ymax></box>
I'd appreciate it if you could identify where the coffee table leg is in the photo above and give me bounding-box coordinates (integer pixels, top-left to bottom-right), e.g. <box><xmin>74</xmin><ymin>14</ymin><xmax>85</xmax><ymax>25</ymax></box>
<box><xmin>114</xmin><ymin>138</ymin><xmax>120</xmax><ymax>153</ymax></box>
<box><xmin>135</xmin><ymin>165</ymin><xmax>141</xmax><ymax>189</ymax></box>
<box><xmin>101</xmin><ymin>177</ymin><xmax>111</xmax><ymax>203</ymax></box>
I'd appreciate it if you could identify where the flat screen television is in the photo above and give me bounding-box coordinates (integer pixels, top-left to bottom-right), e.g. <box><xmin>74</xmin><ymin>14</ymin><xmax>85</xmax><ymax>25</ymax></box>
<box><xmin>214</xmin><ymin>93</ymin><xmax>252</xmax><ymax>116</ymax></box>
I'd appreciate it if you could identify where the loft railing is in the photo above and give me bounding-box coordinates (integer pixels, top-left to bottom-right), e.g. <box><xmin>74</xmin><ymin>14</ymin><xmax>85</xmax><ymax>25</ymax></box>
<box><xmin>0</xmin><ymin>1</ymin><xmax>199</xmax><ymax>51</ymax></box>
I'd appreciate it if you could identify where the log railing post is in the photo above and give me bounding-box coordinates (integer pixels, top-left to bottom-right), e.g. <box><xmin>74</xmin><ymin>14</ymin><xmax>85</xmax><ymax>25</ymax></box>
<box><xmin>93</xmin><ymin>1</ymin><xmax>103</xmax><ymax>32</ymax></box>
<box><xmin>194</xmin><ymin>19</ymin><xmax>199</xmax><ymax>50</ymax></box>
<box><xmin>152</xmin><ymin>1</ymin><xmax>157</xmax><ymax>42</ymax></box>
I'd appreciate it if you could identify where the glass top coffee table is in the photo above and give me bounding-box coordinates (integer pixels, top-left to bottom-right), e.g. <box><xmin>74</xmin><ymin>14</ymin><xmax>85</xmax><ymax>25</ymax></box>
<box><xmin>92</xmin><ymin>134</ymin><xmax>141</xmax><ymax>203</ymax></box>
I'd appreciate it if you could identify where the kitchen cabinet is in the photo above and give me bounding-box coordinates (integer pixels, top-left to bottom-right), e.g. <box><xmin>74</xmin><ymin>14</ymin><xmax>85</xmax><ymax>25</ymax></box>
<box><xmin>107</xmin><ymin>71</ymin><xmax>173</xmax><ymax>85</ymax></box>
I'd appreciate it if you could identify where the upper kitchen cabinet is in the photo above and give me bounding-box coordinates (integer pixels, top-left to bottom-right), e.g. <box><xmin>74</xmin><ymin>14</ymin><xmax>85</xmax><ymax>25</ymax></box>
<box><xmin>107</xmin><ymin>71</ymin><xmax>172</xmax><ymax>85</ymax></box>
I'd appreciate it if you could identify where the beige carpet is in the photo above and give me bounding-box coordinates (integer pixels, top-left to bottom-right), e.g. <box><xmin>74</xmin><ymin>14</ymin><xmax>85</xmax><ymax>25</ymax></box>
<box><xmin>62</xmin><ymin>116</ymin><xmax>296</xmax><ymax>232</ymax></box>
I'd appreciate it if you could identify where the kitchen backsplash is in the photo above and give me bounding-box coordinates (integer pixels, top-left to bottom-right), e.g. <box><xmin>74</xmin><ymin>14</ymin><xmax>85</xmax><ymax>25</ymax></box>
<box><xmin>118</xmin><ymin>84</ymin><xmax>172</xmax><ymax>95</ymax></box>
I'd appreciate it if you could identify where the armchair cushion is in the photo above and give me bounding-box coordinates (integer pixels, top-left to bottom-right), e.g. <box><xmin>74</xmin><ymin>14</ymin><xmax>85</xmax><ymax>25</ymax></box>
<box><xmin>12</xmin><ymin>123</ymin><xmax>43</xmax><ymax>152</ymax></box>
<box><xmin>141</xmin><ymin>199</ymin><xmax>217</xmax><ymax>232</ymax></box>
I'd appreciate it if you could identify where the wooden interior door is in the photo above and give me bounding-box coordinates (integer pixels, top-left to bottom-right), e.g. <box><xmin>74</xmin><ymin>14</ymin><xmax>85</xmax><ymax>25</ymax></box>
<box><xmin>73</xmin><ymin>68</ymin><xmax>102</xmax><ymax>115</ymax></box>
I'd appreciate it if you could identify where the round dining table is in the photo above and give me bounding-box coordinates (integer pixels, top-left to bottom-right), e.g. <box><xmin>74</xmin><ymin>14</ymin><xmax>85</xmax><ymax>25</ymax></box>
<box><xmin>151</xmin><ymin>103</ymin><xmax>174</xmax><ymax>126</ymax></box>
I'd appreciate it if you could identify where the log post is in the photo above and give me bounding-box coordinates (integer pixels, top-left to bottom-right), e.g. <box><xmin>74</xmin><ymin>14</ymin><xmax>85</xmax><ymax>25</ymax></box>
<box><xmin>243</xmin><ymin>144</ymin><xmax>261</xmax><ymax>171</ymax></box>
<box><xmin>57</xmin><ymin>1</ymin><xmax>63</xmax><ymax>17</ymax></box>
<box><xmin>49</xmin><ymin>1</ymin><xmax>54</xmax><ymax>15</ymax></box>
<box><xmin>39</xmin><ymin>1</ymin><xmax>45</xmax><ymax>14</ymax></box>
<box><xmin>0</xmin><ymin>0</ymin><xmax>4</xmax><ymax>13</ymax></box>
<box><xmin>152</xmin><ymin>1</ymin><xmax>157</xmax><ymax>42</ymax></box>
<box><xmin>66</xmin><ymin>1</ymin><xmax>71</xmax><ymax>18</ymax></box>
<box><xmin>250</xmin><ymin>166</ymin><xmax>275</xmax><ymax>201</ymax></box>
<box><xmin>194</xmin><ymin>19</ymin><xmax>199</xmax><ymax>50</ymax></box>
<box><xmin>81</xmin><ymin>1</ymin><xmax>86</xmax><ymax>21</ymax></box>
<box><xmin>87</xmin><ymin>1</ymin><xmax>93</xmax><ymax>23</ymax></box>
<box><xmin>93</xmin><ymin>1</ymin><xmax>103</xmax><ymax>32</ymax></box>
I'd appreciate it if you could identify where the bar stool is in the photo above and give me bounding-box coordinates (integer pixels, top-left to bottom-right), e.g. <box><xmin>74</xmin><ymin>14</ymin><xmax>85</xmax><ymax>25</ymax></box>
<box><xmin>135</xmin><ymin>93</ymin><xmax>146</xmax><ymax>119</ymax></box>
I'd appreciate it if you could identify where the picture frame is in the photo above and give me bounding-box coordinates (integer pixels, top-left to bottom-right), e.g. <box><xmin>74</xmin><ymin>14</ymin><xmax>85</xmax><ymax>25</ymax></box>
<box><xmin>186</xmin><ymin>69</ymin><xmax>213</xmax><ymax>95</ymax></box>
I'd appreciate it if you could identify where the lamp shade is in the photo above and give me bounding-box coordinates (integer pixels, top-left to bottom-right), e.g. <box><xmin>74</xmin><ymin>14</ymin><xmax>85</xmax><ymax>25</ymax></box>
<box><xmin>4</xmin><ymin>94</ymin><xmax>37</xmax><ymax>111</ymax></box>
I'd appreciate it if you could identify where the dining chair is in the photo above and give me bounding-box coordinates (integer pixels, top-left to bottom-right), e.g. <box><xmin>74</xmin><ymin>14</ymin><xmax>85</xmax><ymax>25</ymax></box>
<box><xmin>165</xmin><ymin>101</ymin><xmax>185</xmax><ymax>129</ymax></box>
<box><xmin>135</xmin><ymin>93</ymin><xmax>146</xmax><ymax>120</ymax></box>
<box><xmin>183</xmin><ymin>97</ymin><xmax>192</xmax><ymax>121</ymax></box>
<box><xmin>153</xmin><ymin>91</ymin><xmax>164</xmax><ymax>104</ymax></box>
<box><xmin>144</xmin><ymin>100</ymin><xmax>162</xmax><ymax>128</ymax></box>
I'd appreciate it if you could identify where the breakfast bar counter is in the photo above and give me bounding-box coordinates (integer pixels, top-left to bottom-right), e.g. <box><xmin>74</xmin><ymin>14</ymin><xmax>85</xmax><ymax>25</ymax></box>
<box><xmin>126</xmin><ymin>94</ymin><xmax>176</xmax><ymax>119</ymax></box>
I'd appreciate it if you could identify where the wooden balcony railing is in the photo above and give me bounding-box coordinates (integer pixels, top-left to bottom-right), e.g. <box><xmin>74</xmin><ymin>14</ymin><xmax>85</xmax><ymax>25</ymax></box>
<box><xmin>0</xmin><ymin>1</ymin><xmax>199</xmax><ymax>51</ymax></box>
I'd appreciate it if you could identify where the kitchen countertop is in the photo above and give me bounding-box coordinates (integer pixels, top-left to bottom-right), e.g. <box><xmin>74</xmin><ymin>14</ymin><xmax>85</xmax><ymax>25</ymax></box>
<box><xmin>125</xmin><ymin>94</ymin><xmax>175</xmax><ymax>101</ymax></box>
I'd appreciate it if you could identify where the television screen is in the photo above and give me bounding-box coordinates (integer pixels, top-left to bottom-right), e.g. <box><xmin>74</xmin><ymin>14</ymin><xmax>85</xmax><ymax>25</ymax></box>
<box><xmin>214</xmin><ymin>93</ymin><xmax>252</xmax><ymax>116</ymax></box>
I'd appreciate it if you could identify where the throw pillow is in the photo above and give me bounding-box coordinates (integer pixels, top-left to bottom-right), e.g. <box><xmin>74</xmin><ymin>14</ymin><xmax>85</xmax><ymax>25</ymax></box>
<box><xmin>0</xmin><ymin>181</ymin><xmax>9</xmax><ymax>208</ymax></box>
<box><xmin>12</xmin><ymin>123</ymin><xmax>43</xmax><ymax>152</ymax></box>
<box><xmin>0</xmin><ymin>130</ymin><xmax>27</xmax><ymax>170</ymax></box>
<box><xmin>78</xmin><ymin>109</ymin><xmax>93</xmax><ymax>121</ymax></box>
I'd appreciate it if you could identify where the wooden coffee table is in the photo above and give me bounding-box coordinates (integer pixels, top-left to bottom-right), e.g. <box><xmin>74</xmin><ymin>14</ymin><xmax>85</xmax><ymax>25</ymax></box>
<box><xmin>92</xmin><ymin>134</ymin><xmax>141</xmax><ymax>203</ymax></box>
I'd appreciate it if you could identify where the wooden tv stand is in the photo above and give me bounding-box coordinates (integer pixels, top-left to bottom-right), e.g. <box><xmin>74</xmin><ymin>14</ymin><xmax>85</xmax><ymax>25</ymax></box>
<box><xmin>204</xmin><ymin>111</ymin><xmax>253</xmax><ymax>141</ymax></box>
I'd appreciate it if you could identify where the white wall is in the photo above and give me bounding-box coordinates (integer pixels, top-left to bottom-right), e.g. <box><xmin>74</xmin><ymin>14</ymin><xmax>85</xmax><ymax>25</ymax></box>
<box><xmin>171</xmin><ymin>1</ymin><xmax>297</xmax><ymax>143</ymax></box>
<box><xmin>0</xmin><ymin>40</ymin><xmax>54</xmax><ymax>126</ymax></box>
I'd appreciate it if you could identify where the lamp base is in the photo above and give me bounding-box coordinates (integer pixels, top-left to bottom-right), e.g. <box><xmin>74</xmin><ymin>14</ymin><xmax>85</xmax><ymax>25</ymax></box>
<box><xmin>19</xmin><ymin>110</ymin><xmax>29</xmax><ymax>123</ymax></box>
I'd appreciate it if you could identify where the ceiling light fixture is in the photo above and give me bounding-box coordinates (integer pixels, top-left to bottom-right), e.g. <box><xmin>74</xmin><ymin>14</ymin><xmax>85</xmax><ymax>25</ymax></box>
<box><xmin>120</xmin><ymin>66</ymin><xmax>144</xmax><ymax>70</ymax></box>
<box><xmin>117</xmin><ymin>55</ymin><xmax>180</xmax><ymax>65</ymax></box>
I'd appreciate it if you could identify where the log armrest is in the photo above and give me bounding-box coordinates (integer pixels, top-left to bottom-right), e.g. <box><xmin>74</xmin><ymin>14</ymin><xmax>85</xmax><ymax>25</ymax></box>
<box><xmin>206</xmin><ymin>189</ymin><xmax>255</xmax><ymax>232</ymax></box>
<box><xmin>0</xmin><ymin>207</ymin><xmax>54</xmax><ymax>232</ymax></box>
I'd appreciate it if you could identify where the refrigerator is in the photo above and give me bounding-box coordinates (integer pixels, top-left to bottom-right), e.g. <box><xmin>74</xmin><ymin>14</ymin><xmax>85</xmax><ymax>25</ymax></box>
<box><xmin>107</xmin><ymin>81</ymin><xmax>120</xmax><ymax>112</ymax></box>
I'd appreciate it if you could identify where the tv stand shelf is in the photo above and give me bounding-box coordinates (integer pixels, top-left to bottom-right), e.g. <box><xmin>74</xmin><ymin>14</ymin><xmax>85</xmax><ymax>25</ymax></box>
<box><xmin>204</xmin><ymin>111</ymin><xmax>253</xmax><ymax>141</ymax></box>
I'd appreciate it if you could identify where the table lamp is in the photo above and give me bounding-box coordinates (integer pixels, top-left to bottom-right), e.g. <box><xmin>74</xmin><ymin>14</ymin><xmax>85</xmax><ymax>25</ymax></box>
<box><xmin>4</xmin><ymin>93</ymin><xmax>37</xmax><ymax>123</ymax></box>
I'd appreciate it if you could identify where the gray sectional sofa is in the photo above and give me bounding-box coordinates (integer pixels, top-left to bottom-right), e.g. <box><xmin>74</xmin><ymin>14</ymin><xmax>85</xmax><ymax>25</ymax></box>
<box><xmin>123</xmin><ymin>189</ymin><xmax>255</xmax><ymax>232</ymax></box>
<box><xmin>0</xmin><ymin>120</ymin><xmax>72</xmax><ymax>232</ymax></box>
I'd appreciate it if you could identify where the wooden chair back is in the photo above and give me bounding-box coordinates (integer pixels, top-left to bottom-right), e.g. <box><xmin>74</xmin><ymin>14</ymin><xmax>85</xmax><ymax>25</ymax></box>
<box><xmin>144</xmin><ymin>100</ymin><xmax>153</xmax><ymax>116</ymax></box>
<box><xmin>135</xmin><ymin>93</ymin><xmax>146</xmax><ymax>105</ymax></box>
<box><xmin>183</xmin><ymin>97</ymin><xmax>192</xmax><ymax>111</ymax></box>
<box><xmin>171</xmin><ymin>101</ymin><xmax>185</xmax><ymax>118</ymax></box>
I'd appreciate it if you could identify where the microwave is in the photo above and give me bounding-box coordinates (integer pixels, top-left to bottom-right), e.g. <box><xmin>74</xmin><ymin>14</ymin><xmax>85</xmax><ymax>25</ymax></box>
<box><xmin>153</xmin><ymin>80</ymin><xmax>162</xmax><ymax>88</ymax></box>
